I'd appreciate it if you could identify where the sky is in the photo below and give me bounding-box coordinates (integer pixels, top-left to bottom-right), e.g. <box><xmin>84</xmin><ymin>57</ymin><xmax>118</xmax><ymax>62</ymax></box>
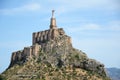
<box><xmin>0</xmin><ymin>0</ymin><xmax>120</xmax><ymax>73</ymax></box>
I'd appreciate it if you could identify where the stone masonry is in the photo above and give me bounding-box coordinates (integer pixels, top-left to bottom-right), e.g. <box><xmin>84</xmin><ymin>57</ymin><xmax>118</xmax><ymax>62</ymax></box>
<box><xmin>4</xmin><ymin>10</ymin><xmax>110</xmax><ymax>80</ymax></box>
<box><xmin>9</xmin><ymin>10</ymin><xmax>71</xmax><ymax>68</ymax></box>
<box><xmin>32</xmin><ymin>28</ymin><xmax>65</xmax><ymax>45</ymax></box>
<box><xmin>9</xmin><ymin>44</ymin><xmax>41</xmax><ymax>67</ymax></box>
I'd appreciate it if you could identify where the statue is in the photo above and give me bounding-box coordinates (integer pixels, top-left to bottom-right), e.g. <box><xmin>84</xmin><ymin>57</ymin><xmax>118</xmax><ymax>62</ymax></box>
<box><xmin>52</xmin><ymin>10</ymin><xmax>55</xmax><ymax>18</ymax></box>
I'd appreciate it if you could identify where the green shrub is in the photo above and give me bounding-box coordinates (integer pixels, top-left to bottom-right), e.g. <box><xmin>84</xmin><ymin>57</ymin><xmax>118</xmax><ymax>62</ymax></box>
<box><xmin>75</xmin><ymin>54</ymin><xmax>79</xmax><ymax>60</ymax></box>
<box><xmin>0</xmin><ymin>75</ymin><xmax>6</xmax><ymax>80</ymax></box>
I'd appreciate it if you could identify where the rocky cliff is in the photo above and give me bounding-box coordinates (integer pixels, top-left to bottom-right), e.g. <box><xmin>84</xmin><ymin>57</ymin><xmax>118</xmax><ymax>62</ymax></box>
<box><xmin>1</xmin><ymin>11</ymin><xmax>111</xmax><ymax>80</ymax></box>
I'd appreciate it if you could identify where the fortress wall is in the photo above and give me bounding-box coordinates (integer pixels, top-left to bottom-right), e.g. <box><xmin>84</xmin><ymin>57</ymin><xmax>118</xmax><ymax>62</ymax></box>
<box><xmin>32</xmin><ymin>44</ymin><xmax>41</xmax><ymax>57</ymax></box>
<box><xmin>48</xmin><ymin>29</ymin><xmax>52</xmax><ymax>40</ymax></box>
<box><xmin>67</xmin><ymin>36</ymin><xmax>72</xmax><ymax>44</ymax></box>
<box><xmin>32</xmin><ymin>28</ymin><xmax>65</xmax><ymax>45</ymax></box>
<box><xmin>13</xmin><ymin>51</ymin><xmax>22</xmax><ymax>61</ymax></box>
<box><xmin>9</xmin><ymin>50</ymin><xmax>23</xmax><ymax>67</ymax></box>
<box><xmin>32</xmin><ymin>33</ymin><xmax>37</xmax><ymax>45</ymax></box>
<box><xmin>23</xmin><ymin>44</ymin><xmax>41</xmax><ymax>57</ymax></box>
<box><xmin>23</xmin><ymin>47</ymin><xmax>32</xmax><ymax>58</ymax></box>
<box><xmin>10</xmin><ymin>44</ymin><xmax>41</xmax><ymax>67</ymax></box>
<box><xmin>11</xmin><ymin>52</ymin><xmax>16</xmax><ymax>62</ymax></box>
<box><xmin>9</xmin><ymin>28</ymin><xmax>70</xmax><ymax>68</ymax></box>
<box><xmin>44</xmin><ymin>30</ymin><xmax>49</xmax><ymax>40</ymax></box>
<box><xmin>58</xmin><ymin>28</ymin><xmax>65</xmax><ymax>35</ymax></box>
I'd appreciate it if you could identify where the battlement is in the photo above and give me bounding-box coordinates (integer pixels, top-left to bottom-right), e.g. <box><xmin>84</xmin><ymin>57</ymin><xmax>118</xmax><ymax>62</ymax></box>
<box><xmin>32</xmin><ymin>28</ymin><xmax>65</xmax><ymax>45</ymax></box>
<box><xmin>32</xmin><ymin>10</ymin><xmax>66</xmax><ymax>45</ymax></box>
<box><xmin>9</xmin><ymin>10</ymin><xmax>68</xmax><ymax>67</ymax></box>
<box><xmin>9</xmin><ymin>44</ymin><xmax>41</xmax><ymax>67</ymax></box>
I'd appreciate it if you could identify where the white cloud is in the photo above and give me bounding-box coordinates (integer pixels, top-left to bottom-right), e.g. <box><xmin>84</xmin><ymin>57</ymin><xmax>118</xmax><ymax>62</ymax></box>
<box><xmin>0</xmin><ymin>3</ymin><xmax>41</xmax><ymax>15</ymax></box>
<box><xmin>80</xmin><ymin>24</ymin><xmax>101</xmax><ymax>30</ymax></box>
<box><xmin>0</xmin><ymin>0</ymin><xmax>119</xmax><ymax>15</ymax></box>
<box><xmin>49</xmin><ymin>0</ymin><xmax>120</xmax><ymax>11</ymax></box>
<box><xmin>66</xmin><ymin>20</ymin><xmax>120</xmax><ymax>33</ymax></box>
<box><xmin>66</xmin><ymin>23</ymin><xmax>101</xmax><ymax>33</ymax></box>
<box><xmin>22</xmin><ymin>3</ymin><xmax>41</xmax><ymax>11</ymax></box>
<box><xmin>49</xmin><ymin>0</ymin><xmax>120</xmax><ymax>15</ymax></box>
<box><xmin>108</xmin><ymin>21</ymin><xmax>120</xmax><ymax>31</ymax></box>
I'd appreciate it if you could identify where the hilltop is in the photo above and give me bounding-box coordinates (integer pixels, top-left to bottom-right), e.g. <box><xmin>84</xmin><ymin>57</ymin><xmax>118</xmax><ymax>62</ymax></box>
<box><xmin>0</xmin><ymin>10</ymin><xmax>110</xmax><ymax>80</ymax></box>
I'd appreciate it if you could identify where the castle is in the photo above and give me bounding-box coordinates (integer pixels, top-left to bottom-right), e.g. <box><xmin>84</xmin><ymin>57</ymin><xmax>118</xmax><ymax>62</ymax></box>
<box><xmin>9</xmin><ymin>10</ymin><xmax>71</xmax><ymax>67</ymax></box>
<box><xmin>3</xmin><ymin>10</ymin><xmax>110</xmax><ymax>80</ymax></box>
<box><xmin>32</xmin><ymin>10</ymin><xmax>66</xmax><ymax>45</ymax></box>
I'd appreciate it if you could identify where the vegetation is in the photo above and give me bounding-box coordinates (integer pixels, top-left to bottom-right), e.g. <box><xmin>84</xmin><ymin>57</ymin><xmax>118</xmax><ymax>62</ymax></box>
<box><xmin>1</xmin><ymin>32</ymin><xmax>111</xmax><ymax>80</ymax></box>
<box><xmin>0</xmin><ymin>75</ymin><xmax>6</xmax><ymax>80</ymax></box>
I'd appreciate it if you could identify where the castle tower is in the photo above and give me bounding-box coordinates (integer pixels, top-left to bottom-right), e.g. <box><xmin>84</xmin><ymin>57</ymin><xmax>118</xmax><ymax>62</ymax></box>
<box><xmin>50</xmin><ymin>10</ymin><xmax>57</xmax><ymax>29</ymax></box>
<box><xmin>32</xmin><ymin>10</ymin><xmax>64</xmax><ymax>45</ymax></box>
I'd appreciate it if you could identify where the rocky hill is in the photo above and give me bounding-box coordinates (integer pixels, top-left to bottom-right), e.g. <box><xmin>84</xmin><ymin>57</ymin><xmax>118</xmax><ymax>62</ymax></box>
<box><xmin>0</xmin><ymin>10</ymin><xmax>110</xmax><ymax>80</ymax></box>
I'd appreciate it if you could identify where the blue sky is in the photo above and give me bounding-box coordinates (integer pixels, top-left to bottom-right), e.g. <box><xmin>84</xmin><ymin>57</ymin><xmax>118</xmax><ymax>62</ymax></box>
<box><xmin>0</xmin><ymin>0</ymin><xmax>120</xmax><ymax>73</ymax></box>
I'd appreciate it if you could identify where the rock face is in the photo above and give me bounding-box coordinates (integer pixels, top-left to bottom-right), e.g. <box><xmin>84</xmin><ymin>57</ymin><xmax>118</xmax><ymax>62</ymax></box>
<box><xmin>1</xmin><ymin>11</ymin><xmax>110</xmax><ymax>80</ymax></box>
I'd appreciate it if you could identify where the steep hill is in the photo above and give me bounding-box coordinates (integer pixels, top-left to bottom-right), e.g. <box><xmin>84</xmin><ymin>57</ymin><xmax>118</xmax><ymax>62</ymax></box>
<box><xmin>1</xmin><ymin>11</ymin><xmax>110</xmax><ymax>80</ymax></box>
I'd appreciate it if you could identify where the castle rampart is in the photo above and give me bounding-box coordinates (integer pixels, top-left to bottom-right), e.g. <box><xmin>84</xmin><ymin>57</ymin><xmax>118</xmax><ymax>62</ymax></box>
<box><xmin>32</xmin><ymin>28</ymin><xmax>65</xmax><ymax>45</ymax></box>
<box><xmin>9</xmin><ymin>44</ymin><xmax>41</xmax><ymax>67</ymax></box>
<box><xmin>9</xmin><ymin>10</ymin><xmax>71</xmax><ymax>68</ymax></box>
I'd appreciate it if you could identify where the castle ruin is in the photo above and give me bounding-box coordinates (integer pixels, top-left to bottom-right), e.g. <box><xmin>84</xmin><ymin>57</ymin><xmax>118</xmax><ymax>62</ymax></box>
<box><xmin>9</xmin><ymin>10</ymin><xmax>71</xmax><ymax>67</ymax></box>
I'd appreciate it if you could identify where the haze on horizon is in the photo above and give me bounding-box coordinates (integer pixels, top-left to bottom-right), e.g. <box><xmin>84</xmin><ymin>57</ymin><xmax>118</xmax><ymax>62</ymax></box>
<box><xmin>0</xmin><ymin>0</ymin><xmax>120</xmax><ymax>73</ymax></box>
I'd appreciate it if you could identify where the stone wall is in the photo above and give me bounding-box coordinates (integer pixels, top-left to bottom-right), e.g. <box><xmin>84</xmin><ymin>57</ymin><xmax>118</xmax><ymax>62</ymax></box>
<box><xmin>9</xmin><ymin>28</ymin><xmax>67</xmax><ymax>68</ymax></box>
<box><xmin>9</xmin><ymin>26</ymin><xmax>72</xmax><ymax>68</ymax></box>
<box><xmin>9</xmin><ymin>44</ymin><xmax>41</xmax><ymax>68</ymax></box>
<box><xmin>32</xmin><ymin>28</ymin><xmax>65</xmax><ymax>45</ymax></box>
<box><xmin>32</xmin><ymin>44</ymin><xmax>41</xmax><ymax>57</ymax></box>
